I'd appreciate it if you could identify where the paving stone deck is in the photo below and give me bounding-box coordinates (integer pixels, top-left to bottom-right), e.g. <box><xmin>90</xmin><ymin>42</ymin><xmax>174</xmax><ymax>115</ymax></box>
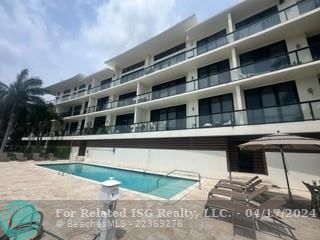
<box><xmin>0</xmin><ymin>161</ymin><xmax>319</xmax><ymax>240</ymax></box>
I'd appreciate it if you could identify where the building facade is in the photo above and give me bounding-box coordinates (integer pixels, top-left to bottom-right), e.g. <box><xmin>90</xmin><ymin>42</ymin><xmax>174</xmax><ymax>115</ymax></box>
<box><xmin>26</xmin><ymin>0</ymin><xmax>320</xmax><ymax>189</ymax></box>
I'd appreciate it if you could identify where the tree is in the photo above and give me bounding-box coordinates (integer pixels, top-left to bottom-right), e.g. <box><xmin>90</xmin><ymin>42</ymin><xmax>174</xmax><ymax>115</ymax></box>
<box><xmin>26</xmin><ymin>103</ymin><xmax>62</xmax><ymax>152</ymax></box>
<box><xmin>0</xmin><ymin>69</ymin><xmax>46</xmax><ymax>152</ymax></box>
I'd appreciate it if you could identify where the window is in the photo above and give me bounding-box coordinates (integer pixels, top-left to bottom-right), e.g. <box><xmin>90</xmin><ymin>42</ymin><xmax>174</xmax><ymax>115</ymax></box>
<box><xmin>115</xmin><ymin>113</ymin><xmax>134</xmax><ymax>133</ymax></box>
<box><xmin>199</xmin><ymin>94</ymin><xmax>234</xmax><ymax>127</ymax></box>
<box><xmin>96</xmin><ymin>97</ymin><xmax>109</xmax><ymax>111</ymax></box>
<box><xmin>234</xmin><ymin>6</ymin><xmax>280</xmax><ymax>40</ymax></box>
<box><xmin>307</xmin><ymin>34</ymin><xmax>320</xmax><ymax>60</ymax></box>
<box><xmin>244</xmin><ymin>81</ymin><xmax>302</xmax><ymax>124</ymax></box>
<box><xmin>100</xmin><ymin>78</ymin><xmax>112</xmax><ymax>90</ymax></box>
<box><xmin>118</xmin><ymin>92</ymin><xmax>136</xmax><ymax>100</ymax></box>
<box><xmin>63</xmin><ymin>89</ymin><xmax>71</xmax><ymax>97</ymax></box>
<box><xmin>152</xmin><ymin>77</ymin><xmax>186</xmax><ymax>99</ymax></box>
<box><xmin>197</xmin><ymin>29</ymin><xmax>227</xmax><ymax>55</ymax></box>
<box><xmin>122</xmin><ymin>61</ymin><xmax>145</xmax><ymax>74</ymax></box>
<box><xmin>116</xmin><ymin>113</ymin><xmax>134</xmax><ymax>126</ymax></box>
<box><xmin>198</xmin><ymin>59</ymin><xmax>231</xmax><ymax>89</ymax></box>
<box><xmin>240</xmin><ymin>41</ymin><xmax>289</xmax><ymax>75</ymax></box>
<box><xmin>118</xmin><ymin>92</ymin><xmax>136</xmax><ymax>107</ymax></box>
<box><xmin>69</xmin><ymin>122</ymin><xmax>78</xmax><ymax>134</ymax></box>
<box><xmin>78</xmin><ymin>85</ymin><xmax>86</xmax><ymax>94</ymax></box>
<box><xmin>93</xmin><ymin>116</ymin><xmax>106</xmax><ymax>129</ymax></box>
<box><xmin>73</xmin><ymin>105</ymin><xmax>82</xmax><ymax>115</ymax></box>
<box><xmin>83</xmin><ymin>102</ymin><xmax>89</xmax><ymax>114</ymax></box>
<box><xmin>151</xmin><ymin>105</ymin><xmax>186</xmax><ymax>130</ymax></box>
<box><xmin>154</xmin><ymin>43</ymin><xmax>186</xmax><ymax>62</ymax></box>
<box><xmin>121</xmin><ymin>69</ymin><xmax>144</xmax><ymax>84</ymax></box>
<box><xmin>235</xmin><ymin>6</ymin><xmax>279</xmax><ymax>29</ymax></box>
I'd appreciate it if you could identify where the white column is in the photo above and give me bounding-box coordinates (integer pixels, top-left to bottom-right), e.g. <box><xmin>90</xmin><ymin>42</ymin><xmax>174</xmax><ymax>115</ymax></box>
<box><xmin>233</xmin><ymin>85</ymin><xmax>247</xmax><ymax>125</ymax></box>
<box><xmin>186</xmin><ymin>100</ymin><xmax>199</xmax><ymax>129</ymax></box>
<box><xmin>145</xmin><ymin>55</ymin><xmax>153</xmax><ymax>67</ymax></box>
<box><xmin>227</xmin><ymin>12</ymin><xmax>235</xmax><ymax>43</ymax></box>
<box><xmin>113</xmin><ymin>66</ymin><xmax>122</xmax><ymax>86</ymax></box>
<box><xmin>186</xmin><ymin>70</ymin><xmax>198</xmax><ymax>91</ymax></box>
<box><xmin>186</xmin><ymin>33</ymin><xmax>197</xmax><ymax>58</ymax></box>
<box><xmin>230</xmin><ymin>48</ymin><xmax>240</xmax><ymax>81</ymax></box>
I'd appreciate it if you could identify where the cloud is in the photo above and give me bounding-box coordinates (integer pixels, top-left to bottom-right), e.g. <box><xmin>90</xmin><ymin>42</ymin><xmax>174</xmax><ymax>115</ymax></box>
<box><xmin>0</xmin><ymin>0</ymin><xmax>179</xmax><ymax>86</ymax></box>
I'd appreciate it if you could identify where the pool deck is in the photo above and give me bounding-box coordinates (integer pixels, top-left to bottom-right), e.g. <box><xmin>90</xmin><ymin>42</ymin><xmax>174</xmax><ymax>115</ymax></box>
<box><xmin>0</xmin><ymin>160</ymin><xmax>319</xmax><ymax>240</ymax></box>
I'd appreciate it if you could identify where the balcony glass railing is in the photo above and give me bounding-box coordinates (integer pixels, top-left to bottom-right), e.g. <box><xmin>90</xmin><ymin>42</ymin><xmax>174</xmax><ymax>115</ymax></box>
<box><xmin>136</xmin><ymin>44</ymin><xmax>320</xmax><ymax>103</ymax></box>
<box><xmin>61</xmin><ymin>98</ymin><xmax>136</xmax><ymax>117</ymax></box>
<box><xmin>47</xmin><ymin>100</ymin><xmax>320</xmax><ymax>137</ymax></box>
<box><xmin>120</xmin><ymin>69</ymin><xmax>145</xmax><ymax>84</ymax></box>
<box><xmin>54</xmin><ymin>0</ymin><xmax>319</xmax><ymax>104</ymax></box>
<box><xmin>59</xmin><ymin>43</ymin><xmax>320</xmax><ymax>118</ymax></box>
<box><xmin>137</xmin><ymin>83</ymin><xmax>187</xmax><ymax>103</ymax></box>
<box><xmin>144</xmin><ymin>51</ymin><xmax>188</xmax><ymax>74</ymax></box>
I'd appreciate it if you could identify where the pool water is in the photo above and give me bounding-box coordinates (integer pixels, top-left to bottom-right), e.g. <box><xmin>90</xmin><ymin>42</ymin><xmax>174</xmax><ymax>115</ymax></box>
<box><xmin>39</xmin><ymin>163</ymin><xmax>197</xmax><ymax>199</ymax></box>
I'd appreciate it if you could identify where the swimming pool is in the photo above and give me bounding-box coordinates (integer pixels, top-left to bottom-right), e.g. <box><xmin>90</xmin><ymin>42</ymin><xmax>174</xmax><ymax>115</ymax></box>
<box><xmin>39</xmin><ymin>163</ymin><xmax>197</xmax><ymax>199</ymax></box>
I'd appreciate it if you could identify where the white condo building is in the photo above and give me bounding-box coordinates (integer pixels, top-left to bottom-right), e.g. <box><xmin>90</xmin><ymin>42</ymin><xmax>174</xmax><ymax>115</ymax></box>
<box><xmin>26</xmin><ymin>0</ymin><xmax>320</xmax><ymax>190</ymax></box>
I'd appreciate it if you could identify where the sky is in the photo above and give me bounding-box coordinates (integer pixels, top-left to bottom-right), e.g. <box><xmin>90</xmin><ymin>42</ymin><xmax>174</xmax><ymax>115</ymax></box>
<box><xmin>0</xmin><ymin>0</ymin><xmax>240</xmax><ymax>87</ymax></box>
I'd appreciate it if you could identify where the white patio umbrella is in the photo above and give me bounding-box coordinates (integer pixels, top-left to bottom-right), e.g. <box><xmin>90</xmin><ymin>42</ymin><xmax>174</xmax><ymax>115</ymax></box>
<box><xmin>239</xmin><ymin>131</ymin><xmax>320</xmax><ymax>201</ymax></box>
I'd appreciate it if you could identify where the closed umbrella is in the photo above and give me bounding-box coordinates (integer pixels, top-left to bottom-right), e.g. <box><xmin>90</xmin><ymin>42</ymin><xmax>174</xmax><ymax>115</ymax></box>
<box><xmin>239</xmin><ymin>131</ymin><xmax>320</xmax><ymax>201</ymax></box>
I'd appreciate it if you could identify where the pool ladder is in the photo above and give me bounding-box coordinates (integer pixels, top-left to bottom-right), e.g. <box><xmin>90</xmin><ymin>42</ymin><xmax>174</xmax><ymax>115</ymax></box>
<box><xmin>156</xmin><ymin>170</ymin><xmax>201</xmax><ymax>189</ymax></box>
<box><xmin>58</xmin><ymin>165</ymin><xmax>73</xmax><ymax>176</ymax></box>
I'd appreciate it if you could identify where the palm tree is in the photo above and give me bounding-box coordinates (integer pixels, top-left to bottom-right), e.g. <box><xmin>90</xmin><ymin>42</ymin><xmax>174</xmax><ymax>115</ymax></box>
<box><xmin>0</xmin><ymin>69</ymin><xmax>46</xmax><ymax>152</ymax></box>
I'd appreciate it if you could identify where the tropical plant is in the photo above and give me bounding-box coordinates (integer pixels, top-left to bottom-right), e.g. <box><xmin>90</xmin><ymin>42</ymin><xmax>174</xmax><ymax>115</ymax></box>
<box><xmin>0</xmin><ymin>69</ymin><xmax>46</xmax><ymax>152</ymax></box>
<box><xmin>26</xmin><ymin>103</ymin><xmax>62</xmax><ymax>152</ymax></box>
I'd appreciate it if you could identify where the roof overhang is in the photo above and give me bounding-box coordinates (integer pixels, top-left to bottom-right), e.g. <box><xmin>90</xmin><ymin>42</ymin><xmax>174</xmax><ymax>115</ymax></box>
<box><xmin>45</xmin><ymin>68</ymin><xmax>114</xmax><ymax>95</ymax></box>
<box><xmin>83</xmin><ymin>67</ymin><xmax>115</xmax><ymax>82</ymax></box>
<box><xmin>104</xmin><ymin>15</ymin><xmax>198</xmax><ymax>69</ymax></box>
<box><xmin>45</xmin><ymin>74</ymin><xmax>85</xmax><ymax>95</ymax></box>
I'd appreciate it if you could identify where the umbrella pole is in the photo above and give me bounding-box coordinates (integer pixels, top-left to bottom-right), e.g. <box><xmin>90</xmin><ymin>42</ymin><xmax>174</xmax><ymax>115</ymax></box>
<box><xmin>280</xmin><ymin>146</ymin><xmax>293</xmax><ymax>201</ymax></box>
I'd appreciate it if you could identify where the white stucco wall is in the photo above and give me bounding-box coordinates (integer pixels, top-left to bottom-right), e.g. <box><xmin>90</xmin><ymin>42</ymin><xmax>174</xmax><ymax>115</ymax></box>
<box><xmin>265</xmin><ymin>152</ymin><xmax>320</xmax><ymax>190</ymax></box>
<box><xmin>85</xmin><ymin>147</ymin><xmax>228</xmax><ymax>179</ymax></box>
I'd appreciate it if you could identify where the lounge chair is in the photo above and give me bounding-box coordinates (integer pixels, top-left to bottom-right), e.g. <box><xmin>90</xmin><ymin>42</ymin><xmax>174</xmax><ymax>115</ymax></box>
<box><xmin>208</xmin><ymin>185</ymin><xmax>269</xmax><ymax>202</ymax></box>
<box><xmin>14</xmin><ymin>153</ymin><xmax>27</xmax><ymax>161</ymax></box>
<box><xmin>0</xmin><ymin>200</ymin><xmax>44</xmax><ymax>240</ymax></box>
<box><xmin>205</xmin><ymin>195</ymin><xmax>296</xmax><ymax>239</ymax></box>
<box><xmin>214</xmin><ymin>178</ymin><xmax>263</xmax><ymax>192</ymax></box>
<box><xmin>32</xmin><ymin>153</ymin><xmax>44</xmax><ymax>161</ymax></box>
<box><xmin>218</xmin><ymin>176</ymin><xmax>259</xmax><ymax>186</ymax></box>
<box><xmin>0</xmin><ymin>152</ymin><xmax>11</xmax><ymax>161</ymax></box>
<box><xmin>47</xmin><ymin>153</ymin><xmax>57</xmax><ymax>160</ymax></box>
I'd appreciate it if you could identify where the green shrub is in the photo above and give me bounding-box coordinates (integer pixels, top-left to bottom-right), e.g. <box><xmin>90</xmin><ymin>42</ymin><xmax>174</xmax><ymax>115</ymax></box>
<box><xmin>47</xmin><ymin>146</ymin><xmax>71</xmax><ymax>159</ymax></box>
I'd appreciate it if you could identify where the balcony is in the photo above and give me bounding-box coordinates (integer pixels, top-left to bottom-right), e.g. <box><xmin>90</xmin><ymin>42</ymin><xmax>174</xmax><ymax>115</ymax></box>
<box><xmin>57</xmin><ymin>43</ymin><xmax>320</xmax><ymax>119</ymax></box>
<box><xmin>197</xmin><ymin>0</ymin><xmax>320</xmax><ymax>54</ymax></box>
<box><xmin>136</xmin><ymin>44</ymin><xmax>320</xmax><ymax>103</ymax></box>
<box><xmin>144</xmin><ymin>51</ymin><xmax>188</xmax><ymax>74</ymax></box>
<box><xmin>53</xmin><ymin>0</ymin><xmax>320</xmax><ymax>104</ymax></box>
<box><xmin>50</xmin><ymin>100</ymin><xmax>319</xmax><ymax>137</ymax></box>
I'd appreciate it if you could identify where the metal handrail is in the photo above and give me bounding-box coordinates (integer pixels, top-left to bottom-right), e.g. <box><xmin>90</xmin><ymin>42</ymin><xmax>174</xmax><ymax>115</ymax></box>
<box><xmin>58</xmin><ymin>165</ymin><xmax>73</xmax><ymax>176</ymax></box>
<box><xmin>156</xmin><ymin>169</ymin><xmax>201</xmax><ymax>189</ymax></box>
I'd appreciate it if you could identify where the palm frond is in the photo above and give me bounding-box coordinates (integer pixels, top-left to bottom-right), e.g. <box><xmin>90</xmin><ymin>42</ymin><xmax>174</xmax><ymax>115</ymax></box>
<box><xmin>23</xmin><ymin>78</ymin><xmax>43</xmax><ymax>90</ymax></box>
<box><xmin>0</xmin><ymin>81</ymin><xmax>8</xmax><ymax>99</ymax></box>
<box><xmin>27</xmin><ymin>95</ymin><xmax>45</xmax><ymax>106</ymax></box>
<box><xmin>25</xmin><ymin>88</ymin><xmax>46</xmax><ymax>96</ymax></box>
<box><xmin>17</xmin><ymin>69</ymin><xmax>29</xmax><ymax>85</ymax></box>
<box><xmin>0</xmin><ymin>81</ymin><xmax>9</xmax><ymax>90</ymax></box>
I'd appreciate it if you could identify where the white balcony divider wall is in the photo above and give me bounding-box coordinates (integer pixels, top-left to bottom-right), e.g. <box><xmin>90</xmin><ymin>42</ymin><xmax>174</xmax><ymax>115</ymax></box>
<box><xmin>84</xmin><ymin>147</ymin><xmax>228</xmax><ymax>179</ymax></box>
